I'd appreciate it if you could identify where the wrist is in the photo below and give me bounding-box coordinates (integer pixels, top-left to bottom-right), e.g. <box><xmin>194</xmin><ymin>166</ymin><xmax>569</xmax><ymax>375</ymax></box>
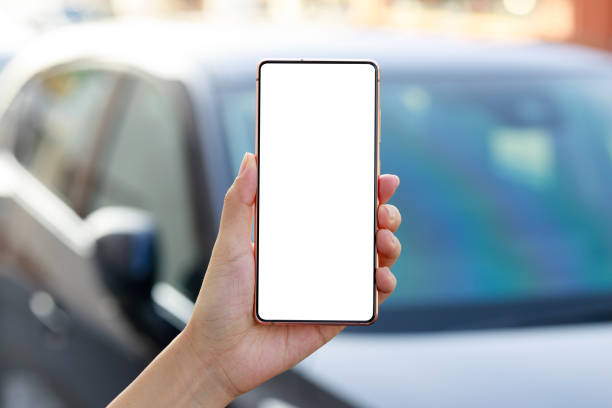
<box><xmin>107</xmin><ymin>325</ymin><xmax>235</xmax><ymax>408</ymax></box>
<box><xmin>176</xmin><ymin>323</ymin><xmax>237</xmax><ymax>406</ymax></box>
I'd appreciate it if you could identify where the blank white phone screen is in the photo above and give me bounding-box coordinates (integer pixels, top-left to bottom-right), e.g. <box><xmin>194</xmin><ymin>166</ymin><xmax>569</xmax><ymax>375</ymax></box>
<box><xmin>257</xmin><ymin>61</ymin><xmax>377</xmax><ymax>322</ymax></box>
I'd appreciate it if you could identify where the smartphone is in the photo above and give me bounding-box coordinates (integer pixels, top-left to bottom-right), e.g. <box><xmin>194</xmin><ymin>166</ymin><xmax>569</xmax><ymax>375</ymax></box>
<box><xmin>255</xmin><ymin>60</ymin><xmax>380</xmax><ymax>325</ymax></box>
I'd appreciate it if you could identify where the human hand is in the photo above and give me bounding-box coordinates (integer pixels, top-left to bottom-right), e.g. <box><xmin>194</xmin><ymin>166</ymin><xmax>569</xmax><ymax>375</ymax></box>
<box><xmin>108</xmin><ymin>152</ymin><xmax>401</xmax><ymax>407</ymax></box>
<box><xmin>183</xmin><ymin>152</ymin><xmax>402</xmax><ymax>403</ymax></box>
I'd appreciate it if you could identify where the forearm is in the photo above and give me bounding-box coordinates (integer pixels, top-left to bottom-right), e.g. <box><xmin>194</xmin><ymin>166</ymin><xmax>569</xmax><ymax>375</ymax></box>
<box><xmin>107</xmin><ymin>327</ymin><xmax>234</xmax><ymax>407</ymax></box>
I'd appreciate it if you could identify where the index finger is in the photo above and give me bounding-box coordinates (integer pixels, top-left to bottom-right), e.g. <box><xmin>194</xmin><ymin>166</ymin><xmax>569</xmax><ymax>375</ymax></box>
<box><xmin>378</xmin><ymin>174</ymin><xmax>400</xmax><ymax>204</ymax></box>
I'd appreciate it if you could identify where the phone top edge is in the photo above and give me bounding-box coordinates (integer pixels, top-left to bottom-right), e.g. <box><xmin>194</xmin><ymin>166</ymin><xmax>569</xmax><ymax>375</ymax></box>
<box><xmin>256</xmin><ymin>58</ymin><xmax>379</xmax><ymax>80</ymax></box>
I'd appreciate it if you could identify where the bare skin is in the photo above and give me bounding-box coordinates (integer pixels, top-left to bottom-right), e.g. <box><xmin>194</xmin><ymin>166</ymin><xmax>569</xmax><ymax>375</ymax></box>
<box><xmin>109</xmin><ymin>152</ymin><xmax>402</xmax><ymax>407</ymax></box>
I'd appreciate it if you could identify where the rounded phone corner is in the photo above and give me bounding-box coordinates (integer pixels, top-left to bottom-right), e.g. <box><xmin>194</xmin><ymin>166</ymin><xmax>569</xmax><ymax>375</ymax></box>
<box><xmin>362</xmin><ymin>60</ymin><xmax>380</xmax><ymax>79</ymax></box>
<box><xmin>254</xmin><ymin>305</ymin><xmax>272</xmax><ymax>325</ymax></box>
<box><xmin>362</xmin><ymin>310</ymin><xmax>379</xmax><ymax>326</ymax></box>
<box><xmin>359</xmin><ymin>300</ymin><xmax>379</xmax><ymax>326</ymax></box>
<box><xmin>256</xmin><ymin>60</ymin><xmax>273</xmax><ymax>80</ymax></box>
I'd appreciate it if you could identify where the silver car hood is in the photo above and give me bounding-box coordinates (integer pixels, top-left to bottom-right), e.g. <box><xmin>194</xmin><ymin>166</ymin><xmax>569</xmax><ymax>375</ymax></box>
<box><xmin>295</xmin><ymin>322</ymin><xmax>612</xmax><ymax>407</ymax></box>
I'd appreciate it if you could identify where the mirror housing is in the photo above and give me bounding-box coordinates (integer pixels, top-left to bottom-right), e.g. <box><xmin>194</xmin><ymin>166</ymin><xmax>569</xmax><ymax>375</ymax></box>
<box><xmin>86</xmin><ymin>207</ymin><xmax>179</xmax><ymax>344</ymax></box>
<box><xmin>86</xmin><ymin>206</ymin><xmax>157</xmax><ymax>303</ymax></box>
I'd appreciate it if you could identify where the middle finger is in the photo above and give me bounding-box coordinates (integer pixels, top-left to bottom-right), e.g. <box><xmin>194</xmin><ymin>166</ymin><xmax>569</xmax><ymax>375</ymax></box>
<box><xmin>378</xmin><ymin>204</ymin><xmax>401</xmax><ymax>233</ymax></box>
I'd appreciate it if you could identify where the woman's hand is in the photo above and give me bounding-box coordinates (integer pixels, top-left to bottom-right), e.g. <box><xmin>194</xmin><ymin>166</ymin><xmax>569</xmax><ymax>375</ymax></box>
<box><xmin>109</xmin><ymin>152</ymin><xmax>401</xmax><ymax>407</ymax></box>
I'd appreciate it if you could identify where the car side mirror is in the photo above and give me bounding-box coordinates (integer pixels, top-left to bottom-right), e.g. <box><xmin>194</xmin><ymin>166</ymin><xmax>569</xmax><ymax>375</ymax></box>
<box><xmin>85</xmin><ymin>207</ymin><xmax>157</xmax><ymax>303</ymax></box>
<box><xmin>85</xmin><ymin>207</ymin><xmax>179</xmax><ymax>344</ymax></box>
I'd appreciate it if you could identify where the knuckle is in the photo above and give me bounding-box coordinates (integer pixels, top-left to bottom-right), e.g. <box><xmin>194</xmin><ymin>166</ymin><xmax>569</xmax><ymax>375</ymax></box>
<box><xmin>223</xmin><ymin>184</ymin><xmax>236</xmax><ymax>204</ymax></box>
<box><xmin>377</xmin><ymin>228</ymin><xmax>390</xmax><ymax>238</ymax></box>
<box><xmin>389</xmin><ymin>204</ymin><xmax>402</xmax><ymax>218</ymax></box>
<box><xmin>396</xmin><ymin>210</ymin><xmax>402</xmax><ymax>224</ymax></box>
<box><xmin>389</xmin><ymin>204</ymin><xmax>399</xmax><ymax>215</ymax></box>
<box><xmin>395</xmin><ymin>240</ymin><xmax>402</xmax><ymax>256</ymax></box>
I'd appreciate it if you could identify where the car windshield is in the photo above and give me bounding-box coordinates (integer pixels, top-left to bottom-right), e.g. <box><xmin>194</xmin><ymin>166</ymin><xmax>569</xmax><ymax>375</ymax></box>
<box><xmin>219</xmin><ymin>74</ymin><xmax>612</xmax><ymax>331</ymax></box>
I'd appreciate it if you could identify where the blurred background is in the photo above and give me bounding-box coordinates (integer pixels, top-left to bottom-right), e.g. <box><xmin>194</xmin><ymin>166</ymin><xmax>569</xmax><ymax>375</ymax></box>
<box><xmin>1</xmin><ymin>0</ymin><xmax>612</xmax><ymax>407</ymax></box>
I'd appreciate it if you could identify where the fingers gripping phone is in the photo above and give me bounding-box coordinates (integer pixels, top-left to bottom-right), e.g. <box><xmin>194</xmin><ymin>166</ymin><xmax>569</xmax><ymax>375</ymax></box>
<box><xmin>255</xmin><ymin>60</ymin><xmax>380</xmax><ymax>325</ymax></box>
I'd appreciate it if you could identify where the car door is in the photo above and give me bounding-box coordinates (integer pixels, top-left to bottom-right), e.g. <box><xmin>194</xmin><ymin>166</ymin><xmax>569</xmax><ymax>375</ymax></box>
<box><xmin>0</xmin><ymin>67</ymin><xmax>150</xmax><ymax>407</ymax></box>
<box><xmin>0</xmin><ymin>65</ymin><xmax>160</xmax><ymax>347</ymax></box>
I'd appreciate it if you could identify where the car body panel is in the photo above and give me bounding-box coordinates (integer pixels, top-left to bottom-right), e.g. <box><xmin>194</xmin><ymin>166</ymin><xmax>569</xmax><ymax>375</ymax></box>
<box><xmin>0</xmin><ymin>153</ymin><xmax>155</xmax><ymax>358</ymax></box>
<box><xmin>297</xmin><ymin>324</ymin><xmax>612</xmax><ymax>407</ymax></box>
<box><xmin>0</xmin><ymin>272</ymin><xmax>145</xmax><ymax>407</ymax></box>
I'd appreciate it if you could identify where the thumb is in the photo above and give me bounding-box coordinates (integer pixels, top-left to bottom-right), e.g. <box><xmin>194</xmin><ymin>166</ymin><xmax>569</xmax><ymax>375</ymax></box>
<box><xmin>212</xmin><ymin>152</ymin><xmax>257</xmax><ymax>263</ymax></box>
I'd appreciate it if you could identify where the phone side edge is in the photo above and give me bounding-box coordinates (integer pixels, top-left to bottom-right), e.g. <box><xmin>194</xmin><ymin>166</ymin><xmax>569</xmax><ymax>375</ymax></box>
<box><xmin>253</xmin><ymin>59</ymin><xmax>381</xmax><ymax>326</ymax></box>
<box><xmin>254</xmin><ymin>60</ymin><xmax>270</xmax><ymax>325</ymax></box>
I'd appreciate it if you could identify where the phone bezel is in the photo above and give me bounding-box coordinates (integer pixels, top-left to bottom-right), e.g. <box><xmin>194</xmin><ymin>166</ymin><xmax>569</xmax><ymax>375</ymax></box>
<box><xmin>254</xmin><ymin>59</ymin><xmax>380</xmax><ymax>325</ymax></box>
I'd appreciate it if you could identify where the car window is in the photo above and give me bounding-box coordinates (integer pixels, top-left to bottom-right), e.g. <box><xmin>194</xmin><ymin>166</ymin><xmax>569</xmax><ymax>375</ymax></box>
<box><xmin>9</xmin><ymin>70</ymin><xmax>117</xmax><ymax>209</ymax></box>
<box><xmin>380</xmin><ymin>78</ymin><xmax>612</xmax><ymax>307</ymax></box>
<box><xmin>219</xmin><ymin>75</ymin><xmax>612</xmax><ymax>330</ymax></box>
<box><xmin>91</xmin><ymin>78</ymin><xmax>200</xmax><ymax>295</ymax></box>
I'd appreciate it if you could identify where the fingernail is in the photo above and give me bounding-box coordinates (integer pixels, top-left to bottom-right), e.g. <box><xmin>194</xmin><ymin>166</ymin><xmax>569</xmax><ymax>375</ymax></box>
<box><xmin>238</xmin><ymin>153</ymin><xmax>249</xmax><ymax>177</ymax></box>
<box><xmin>394</xmin><ymin>175</ymin><xmax>400</xmax><ymax>188</ymax></box>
